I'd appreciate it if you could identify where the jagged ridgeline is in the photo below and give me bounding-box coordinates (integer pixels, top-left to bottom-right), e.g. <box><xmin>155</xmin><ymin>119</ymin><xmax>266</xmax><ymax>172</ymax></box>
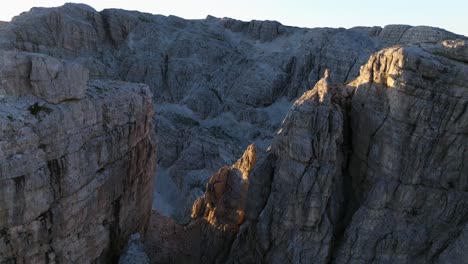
<box><xmin>0</xmin><ymin>3</ymin><xmax>467</xmax><ymax>264</ymax></box>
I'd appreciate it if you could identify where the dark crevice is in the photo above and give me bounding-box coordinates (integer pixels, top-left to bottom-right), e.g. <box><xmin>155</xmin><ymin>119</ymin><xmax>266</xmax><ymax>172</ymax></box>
<box><xmin>47</xmin><ymin>157</ymin><xmax>65</xmax><ymax>200</ymax></box>
<box><xmin>107</xmin><ymin>196</ymin><xmax>122</xmax><ymax>263</ymax></box>
<box><xmin>343</xmin><ymin>57</ymin><xmax>358</xmax><ymax>83</ymax></box>
<box><xmin>160</xmin><ymin>53</ymin><xmax>173</xmax><ymax>102</ymax></box>
<box><xmin>328</xmin><ymin>91</ymin><xmax>359</xmax><ymax>263</ymax></box>
<box><xmin>395</xmin><ymin>26</ymin><xmax>412</xmax><ymax>44</ymax></box>
<box><xmin>100</xmin><ymin>12</ymin><xmax>117</xmax><ymax>48</ymax></box>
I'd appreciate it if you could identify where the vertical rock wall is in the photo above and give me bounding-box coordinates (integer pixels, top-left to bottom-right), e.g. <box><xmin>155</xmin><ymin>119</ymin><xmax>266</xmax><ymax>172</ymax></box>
<box><xmin>226</xmin><ymin>40</ymin><xmax>468</xmax><ymax>263</ymax></box>
<box><xmin>0</xmin><ymin>51</ymin><xmax>156</xmax><ymax>263</ymax></box>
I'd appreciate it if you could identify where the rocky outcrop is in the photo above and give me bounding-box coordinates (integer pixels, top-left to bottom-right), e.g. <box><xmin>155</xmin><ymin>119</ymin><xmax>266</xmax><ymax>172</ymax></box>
<box><xmin>223</xmin><ymin>40</ymin><xmax>468</xmax><ymax>263</ymax></box>
<box><xmin>191</xmin><ymin>144</ymin><xmax>256</xmax><ymax>230</ymax></box>
<box><xmin>139</xmin><ymin>40</ymin><xmax>467</xmax><ymax>264</ymax></box>
<box><xmin>4</xmin><ymin>4</ymin><xmax>107</xmax><ymax>58</ymax></box>
<box><xmin>144</xmin><ymin>146</ymin><xmax>257</xmax><ymax>264</ymax></box>
<box><xmin>219</xmin><ymin>18</ymin><xmax>286</xmax><ymax>42</ymax></box>
<box><xmin>0</xmin><ymin>51</ymin><xmax>88</xmax><ymax>103</ymax></box>
<box><xmin>0</xmin><ymin>50</ymin><xmax>156</xmax><ymax>263</ymax></box>
<box><xmin>1</xmin><ymin>4</ymin><xmax>464</xmax><ymax>223</ymax></box>
<box><xmin>225</xmin><ymin>71</ymin><xmax>353</xmax><ymax>263</ymax></box>
<box><xmin>334</xmin><ymin>39</ymin><xmax>468</xmax><ymax>263</ymax></box>
<box><xmin>1</xmin><ymin>8</ymin><xmax>467</xmax><ymax>264</ymax></box>
<box><xmin>191</xmin><ymin>144</ymin><xmax>257</xmax><ymax>263</ymax></box>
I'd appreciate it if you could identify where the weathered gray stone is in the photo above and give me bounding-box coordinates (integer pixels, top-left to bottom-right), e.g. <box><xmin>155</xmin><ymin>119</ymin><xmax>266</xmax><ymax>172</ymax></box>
<box><xmin>1</xmin><ymin>4</ymin><xmax>464</xmax><ymax>223</ymax></box>
<box><xmin>0</xmin><ymin>50</ymin><xmax>89</xmax><ymax>104</ymax></box>
<box><xmin>29</xmin><ymin>55</ymin><xmax>88</xmax><ymax>104</ymax></box>
<box><xmin>0</xmin><ymin>78</ymin><xmax>156</xmax><ymax>263</ymax></box>
<box><xmin>225</xmin><ymin>40</ymin><xmax>468</xmax><ymax>264</ymax></box>
<box><xmin>0</xmin><ymin>4</ymin><xmax>467</xmax><ymax>263</ymax></box>
<box><xmin>333</xmin><ymin>40</ymin><xmax>468</xmax><ymax>264</ymax></box>
<box><xmin>226</xmin><ymin>71</ymin><xmax>352</xmax><ymax>263</ymax></box>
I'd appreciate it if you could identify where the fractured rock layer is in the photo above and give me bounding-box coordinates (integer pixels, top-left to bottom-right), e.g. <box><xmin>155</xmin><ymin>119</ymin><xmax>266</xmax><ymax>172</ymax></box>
<box><xmin>145</xmin><ymin>145</ymin><xmax>257</xmax><ymax>264</ymax></box>
<box><xmin>224</xmin><ymin>40</ymin><xmax>468</xmax><ymax>264</ymax></box>
<box><xmin>191</xmin><ymin>144</ymin><xmax>256</xmax><ymax>230</ymax></box>
<box><xmin>0</xmin><ymin>4</ymin><xmax>467</xmax><ymax>263</ymax></box>
<box><xmin>0</xmin><ymin>50</ymin><xmax>156</xmax><ymax>263</ymax></box>
<box><xmin>191</xmin><ymin>144</ymin><xmax>257</xmax><ymax>263</ymax></box>
<box><xmin>0</xmin><ymin>3</ymin><xmax>464</xmax><ymax>222</ymax></box>
<box><xmin>227</xmin><ymin>71</ymin><xmax>353</xmax><ymax>263</ymax></box>
<box><xmin>335</xmin><ymin>39</ymin><xmax>468</xmax><ymax>263</ymax></box>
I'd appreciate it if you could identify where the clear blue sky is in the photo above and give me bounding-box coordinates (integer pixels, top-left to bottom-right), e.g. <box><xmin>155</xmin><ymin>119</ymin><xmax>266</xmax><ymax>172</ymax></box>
<box><xmin>1</xmin><ymin>1</ymin><xmax>466</xmax><ymax>36</ymax></box>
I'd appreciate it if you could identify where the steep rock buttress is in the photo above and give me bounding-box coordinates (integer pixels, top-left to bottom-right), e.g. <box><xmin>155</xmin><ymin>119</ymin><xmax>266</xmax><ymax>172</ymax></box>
<box><xmin>0</xmin><ymin>51</ymin><xmax>156</xmax><ymax>263</ymax></box>
<box><xmin>0</xmin><ymin>4</ymin><xmax>464</xmax><ymax>223</ymax></box>
<box><xmin>225</xmin><ymin>40</ymin><xmax>468</xmax><ymax>263</ymax></box>
<box><xmin>227</xmin><ymin>70</ymin><xmax>353</xmax><ymax>263</ymax></box>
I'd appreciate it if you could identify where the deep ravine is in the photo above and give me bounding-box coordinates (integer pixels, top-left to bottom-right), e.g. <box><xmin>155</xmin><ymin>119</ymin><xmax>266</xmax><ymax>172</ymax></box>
<box><xmin>0</xmin><ymin>3</ymin><xmax>467</xmax><ymax>264</ymax></box>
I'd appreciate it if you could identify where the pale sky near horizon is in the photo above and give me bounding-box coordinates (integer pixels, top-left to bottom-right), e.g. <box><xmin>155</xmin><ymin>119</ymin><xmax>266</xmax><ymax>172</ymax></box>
<box><xmin>1</xmin><ymin>1</ymin><xmax>466</xmax><ymax>36</ymax></box>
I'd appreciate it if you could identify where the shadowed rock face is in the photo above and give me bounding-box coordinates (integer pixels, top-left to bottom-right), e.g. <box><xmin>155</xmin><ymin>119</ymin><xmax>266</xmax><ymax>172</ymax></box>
<box><xmin>224</xmin><ymin>40</ymin><xmax>468</xmax><ymax>264</ymax></box>
<box><xmin>334</xmin><ymin>40</ymin><xmax>468</xmax><ymax>264</ymax></box>
<box><xmin>0</xmin><ymin>50</ymin><xmax>156</xmax><ymax>262</ymax></box>
<box><xmin>226</xmin><ymin>71</ymin><xmax>353</xmax><ymax>264</ymax></box>
<box><xmin>0</xmin><ymin>3</ymin><xmax>467</xmax><ymax>264</ymax></box>
<box><xmin>141</xmin><ymin>41</ymin><xmax>467</xmax><ymax>264</ymax></box>
<box><xmin>0</xmin><ymin>3</ymin><xmax>464</xmax><ymax>223</ymax></box>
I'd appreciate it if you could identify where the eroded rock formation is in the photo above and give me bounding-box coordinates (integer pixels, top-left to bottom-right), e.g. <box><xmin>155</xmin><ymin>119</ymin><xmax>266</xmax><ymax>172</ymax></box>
<box><xmin>144</xmin><ymin>40</ymin><xmax>468</xmax><ymax>263</ymax></box>
<box><xmin>226</xmin><ymin>70</ymin><xmax>353</xmax><ymax>263</ymax></box>
<box><xmin>225</xmin><ymin>40</ymin><xmax>468</xmax><ymax>263</ymax></box>
<box><xmin>334</xmin><ymin>39</ymin><xmax>468</xmax><ymax>263</ymax></box>
<box><xmin>0</xmin><ymin>3</ymin><xmax>464</xmax><ymax>223</ymax></box>
<box><xmin>191</xmin><ymin>144</ymin><xmax>256</xmax><ymax>230</ymax></box>
<box><xmin>0</xmin><ymin>50</ymin><xmax>156</xmax><ymax>263</ymax></box>
<box><xmin>144</xmin><ymin>145</ymin><xmax>257</xmax><ymax>264</ymax></box>
<box><xmin>0</xmin><ymin>3</ymin><xmax>467</xmax><ymax>264</ymax></box>
<box><xmin>192</xmin><ymin>144</ymin><xmax>257</xmax><ymax>263</ymax></box>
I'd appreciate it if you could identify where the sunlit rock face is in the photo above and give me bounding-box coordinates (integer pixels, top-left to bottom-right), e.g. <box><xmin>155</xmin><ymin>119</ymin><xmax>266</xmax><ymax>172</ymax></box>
<box><xmin>191</xmin><ymin>144</ymin><xmax>256</xmax><ymax>230</ymax></box>
<box><xmin>0</xmin><ymin>3</ymin><xmax>467</xmax><ymax>264</ymax></box>
<box><xmin>334</xmin><ymin>40</ymin><xmax>468</xmax><ymax>263</ymax></box>
<box><xmin>0</xmin><ymin>3</ymin><xmax>464</xmax><ymax>223</ymax></box>
<box><xmin>226</xmin><ymin>71</ymin><xmax>353</xmax><ymax>263</ymax></box>
<box><xmin>190</xmin><ymin>144</ymin><xmax>257</xmax><ymax>263</ymax></box>
<box><xmin>0</xmin><ymin>50</ymin><xmax>156</xmax><ymax>263</ymax></box>
<box><xmin>225</xmin><ymin>40</ymin><xmax>468</xmax><ymax>263</ymax></box>
<box><xmin>142</xmin><ymin>41</ymin><xmax>467</xmax><ymax>264</ymax></box>
<box><xmin>144</xmin><ymin>145</ymin><xmax>257</xmax><ymax>264</ymax></box>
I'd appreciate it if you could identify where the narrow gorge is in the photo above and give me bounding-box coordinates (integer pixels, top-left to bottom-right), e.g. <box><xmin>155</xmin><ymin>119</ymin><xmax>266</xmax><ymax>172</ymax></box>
<box><xmin>0</xmin><ymin>3</ymin><xmax>466</xmax><ymax>264</ymax></box>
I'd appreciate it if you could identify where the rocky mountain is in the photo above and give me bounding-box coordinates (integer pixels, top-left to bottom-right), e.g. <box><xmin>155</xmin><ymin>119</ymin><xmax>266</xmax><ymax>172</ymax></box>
<box><xmin>0</xmin><ymin>3</ymin><xmax>463</xmax><ymax>224</ymax></box>
<box><xmin>0</xmin><ymin>51</ymin><xmax>156</xmax><ymax>262</ymax></box>
<box><xmin>225</xmin><ymin>40</ymin><xmax>468</xmax><ymax>263</ymax></box>
<box><xmin>142</xmin><ymin>40</ymin><xmax>468</xmax><ymax>264</ymax></box>
<box><xmin>0</xmin><ymin>3</ymin><xmax>467</xmax><ymax>264</ymax></box>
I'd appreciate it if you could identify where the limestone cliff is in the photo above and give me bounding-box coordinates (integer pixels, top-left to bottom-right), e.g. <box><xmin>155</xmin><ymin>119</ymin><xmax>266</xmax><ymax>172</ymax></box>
<box><xmin>225</xmin><ymin>40</ymin><xmax>468</xmax><ymax>263</ymax></box>
<box><xmin>0</xmin><ymin>3</ymin><xmax>467</xmax><ymax>264</ymax></box>
<box><xmin>335</xmin><ymin>39</ymin><xmax>468</xmax><ymax>263</ymax></box>
<box><xmin>226</xmin><ymin>70</ymin><xmax>353</xmax><ymax>263</ymax></box>
<box><xmin>0</xmin><ymin>50</ymin><xmax>156</xmax><ymax>263</ymax></box>
<box><xmin>142</xmin><ymin>40</ymin><xmax>467</xmax><ymax>264</ymax></box>
<box><xmin>0</xmin><ymin>4</ymin><xmax>464</xmax><ymax>222</ymax></box>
